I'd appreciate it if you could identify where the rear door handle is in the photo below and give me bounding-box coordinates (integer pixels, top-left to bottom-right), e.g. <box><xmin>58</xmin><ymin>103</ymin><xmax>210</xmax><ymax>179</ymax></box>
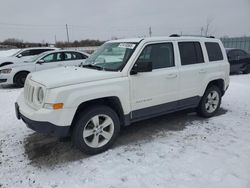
<box><xmin>199</xmin><ymin>69</ymin><xmax>206</xmax><ymax>73</ymax></box>
<box><xmin>166</xmin><ymin>74</ymin><xmax>177</xmax><ymax>79</ymax></box>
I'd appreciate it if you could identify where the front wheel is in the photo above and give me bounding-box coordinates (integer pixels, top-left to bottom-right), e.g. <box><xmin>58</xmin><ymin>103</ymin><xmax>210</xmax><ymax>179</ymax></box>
<box><xmin>72</xmin><ymin>105</ymin><xmax>120</xmax><ymax>155</ymax></box>
<box><xmin>197</xmin><ymin>86</ymin><xmax>222</xmax><ymax>118</ymax></box>
<box><xmin>14</xmin><ymin>72</ymin><xmax>29</xmax><ymax>87</ymax></box>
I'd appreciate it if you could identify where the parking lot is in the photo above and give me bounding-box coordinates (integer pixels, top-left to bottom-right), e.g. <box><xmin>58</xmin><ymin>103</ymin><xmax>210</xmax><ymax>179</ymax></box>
<box><xmin>0</xmin><ymin>74</ymin><xmax>250</xmax><ymax>188</ymax></box>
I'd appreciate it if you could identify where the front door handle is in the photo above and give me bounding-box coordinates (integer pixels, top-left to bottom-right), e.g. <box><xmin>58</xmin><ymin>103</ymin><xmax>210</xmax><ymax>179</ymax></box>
<box><xmin>166</xmin><ymin>74</ymin><xmax>177</xmax><ymax>79</ymax></box>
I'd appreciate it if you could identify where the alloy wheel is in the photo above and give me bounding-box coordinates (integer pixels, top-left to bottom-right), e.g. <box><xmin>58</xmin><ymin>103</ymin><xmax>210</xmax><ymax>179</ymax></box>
<box><xmin>83</xmin><ymin>114</ymin><xmax>114</xmax><ymax>148</ymax></box>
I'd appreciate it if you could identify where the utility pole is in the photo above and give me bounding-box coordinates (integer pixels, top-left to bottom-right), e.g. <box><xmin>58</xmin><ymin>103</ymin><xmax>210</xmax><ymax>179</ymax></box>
<box><xmin>66</xmin><ymin>24</ymin><xmax>70</xmax><ymax>43</ymax></box>
<box><xmin>54</xmin><ymin>35</ymin><xmax>57</xmax><ymax>44</ymax></box>
<box><xmin>149</xmin><ymin>26</ymin><xmax>152</xmax><ymax>37</ymax></box>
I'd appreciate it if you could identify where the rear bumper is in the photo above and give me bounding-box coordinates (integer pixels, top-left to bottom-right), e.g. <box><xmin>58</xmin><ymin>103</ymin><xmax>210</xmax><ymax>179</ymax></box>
<box><xmin>15</xmin><ymin>102</ymin><xmax>71</xmax><ymax>137</ymax></box>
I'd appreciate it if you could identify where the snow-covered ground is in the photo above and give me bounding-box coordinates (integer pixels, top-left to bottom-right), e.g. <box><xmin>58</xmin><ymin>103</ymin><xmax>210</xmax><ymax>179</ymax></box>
<box><xmin>0</xmin><ymin>75</ymin><xmax>250</xmax><ymax>188</ymax></box>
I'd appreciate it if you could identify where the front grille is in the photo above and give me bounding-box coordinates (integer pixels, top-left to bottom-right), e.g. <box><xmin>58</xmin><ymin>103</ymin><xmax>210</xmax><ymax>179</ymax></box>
<box><xmin>24</xmin><ymin>81</ymin><xmax>35</xmax><ymax>104</ymax></box>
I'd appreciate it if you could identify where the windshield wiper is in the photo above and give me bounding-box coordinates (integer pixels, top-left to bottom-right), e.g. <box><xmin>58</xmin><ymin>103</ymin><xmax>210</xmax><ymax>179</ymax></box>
<box><xmin>80</xmin><ymin>64</ymin><xmax>117</xmax><ymax>71</ymax></box>
<box><xmin>81</xmin><ymin>64</ymin><xmax>104</xmax><ymax>70</ymax></box>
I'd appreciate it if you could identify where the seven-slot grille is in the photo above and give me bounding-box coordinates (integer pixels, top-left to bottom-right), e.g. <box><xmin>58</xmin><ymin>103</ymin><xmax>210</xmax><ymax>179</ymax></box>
<box><xmin>24</xmin><ymin>81</ymin><xmax>35</xmax><ymax>104</ymax></box>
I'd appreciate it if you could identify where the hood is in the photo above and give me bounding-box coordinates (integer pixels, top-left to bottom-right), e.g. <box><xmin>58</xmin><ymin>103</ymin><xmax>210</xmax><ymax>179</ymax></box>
<box><xmin>0</xmin><ymin>61</ymin><xmax>33</xmax><ymax>69</ymax></box>
<box><xmin>0</xmin><ymin>57</ymin><xmax>17</xmax><ymax>66</ymax></box>
<box><xmin>0</xmin><ymin>56</ymin><xmax>33</xmax><ymax>66</ymax></box>
<box><xmin>0</xmin><ymin>49</ymin><xmax>21</xmax><ymax>59</ymax></box>
<box><xmin>30</xmin><ymin>66</ymin><xmax>123</xmax><ymax>89</ymax></box>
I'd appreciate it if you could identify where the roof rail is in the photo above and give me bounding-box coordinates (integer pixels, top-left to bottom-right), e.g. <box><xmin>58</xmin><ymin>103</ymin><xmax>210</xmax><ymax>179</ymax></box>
<box><xmin>169</xmin><ymin>34</ymin><xmax>215</xmax><ymax>38</ymax></box>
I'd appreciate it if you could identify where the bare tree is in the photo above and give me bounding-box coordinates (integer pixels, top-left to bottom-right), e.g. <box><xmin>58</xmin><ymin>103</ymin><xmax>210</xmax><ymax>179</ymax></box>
<box><xmin>201</xmin><ymin>18</ymin><xmax>216</xmax><ymax>36</ymax></box>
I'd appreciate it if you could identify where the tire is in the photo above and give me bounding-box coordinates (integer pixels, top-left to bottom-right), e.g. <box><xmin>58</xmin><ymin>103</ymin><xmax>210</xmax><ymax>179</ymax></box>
<box><xmin>197</xmin><ymin>86</ymin><xmax>222</xmax><ymax>118</ymax></box>
<box><xmin>243</xmin><ymin>65</ymin><xmax>250</xmax><ymax>74</ymax></box>
<box><xmin>14</xmin><ymin>72</ymin><xmax>29</xmax><ymax>87</ymax></box>
<box><xmin>72</xmin><ymin>105</ymin><xmax>120</xmax><ymax>155</ymax></box>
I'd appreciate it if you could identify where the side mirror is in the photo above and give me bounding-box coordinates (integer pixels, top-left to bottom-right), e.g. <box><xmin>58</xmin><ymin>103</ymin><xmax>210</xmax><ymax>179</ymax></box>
<box><xmin>131</xmin><ymin>61</ymin><xmax>152</xmax><ymax>75</ymax></box>
<box><xmin>37</xmin><ymin>59</ymin><xmax>45</xmax><ymax>65</ymax></box>
<box><xmin>17</xmin><ymin>54</ymin><xmax>22</xmax><ymax>58</ymax></box>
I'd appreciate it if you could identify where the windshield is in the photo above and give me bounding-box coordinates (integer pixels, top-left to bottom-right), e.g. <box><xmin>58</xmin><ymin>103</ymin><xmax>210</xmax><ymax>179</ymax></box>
<box><xmin>84</xmin><ymin>42</ymin><xmax>138</xmax><ymax>71</ymax></box>
<box><xmin>11</xmin><ymin>49</ymin><xmax>22</xmax><ymax>57</ymax></box>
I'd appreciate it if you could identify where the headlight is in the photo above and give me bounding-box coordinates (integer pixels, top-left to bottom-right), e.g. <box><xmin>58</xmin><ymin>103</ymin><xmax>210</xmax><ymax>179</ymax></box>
<box><xmin>0</xmin><ymin>68</ymin><xmax>12</xmax><ymax>74</ymax></box>
<box><xmin>37</xmin><ymin>87</ymin><xmax>44</xmax><ymax>104</ymax></box>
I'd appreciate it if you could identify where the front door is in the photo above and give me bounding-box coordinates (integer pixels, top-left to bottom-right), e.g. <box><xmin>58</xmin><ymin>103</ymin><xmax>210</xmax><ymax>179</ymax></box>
<box><xmin>130</xmin><ymin>42</ymin><xmax>179</xmax><ymax>120</ymax></box>
<box><xmin>35</xmin><ymin>52</ymin><xmax>64</xmax><ymax>71</ymax></box>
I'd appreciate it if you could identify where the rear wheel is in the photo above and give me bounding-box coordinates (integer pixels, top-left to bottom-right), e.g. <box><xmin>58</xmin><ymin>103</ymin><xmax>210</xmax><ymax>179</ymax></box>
<box><xmin>72</xmin><ymin>105</ymin><xmax>120</xmax><ymax>155</ymax></box>
<box><xmin>14</xmin><ymin>72</ymin><xmax>29</xmax><ymax>87</ymax></box>
<box><xmin>197</xmin><ymin>86</ymin><xmax>222</xmax><ymax>118</ymax></box>
<box><xmin>243</xmin><ymin>65</ymin><xmax>250</xmax><ymax>74</ymax></box>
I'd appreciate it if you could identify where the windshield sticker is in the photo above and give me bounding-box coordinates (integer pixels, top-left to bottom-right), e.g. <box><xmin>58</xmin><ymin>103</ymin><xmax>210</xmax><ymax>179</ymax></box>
<box><xmin>118</xmin><ymin>43</ymin><xmax>136</xmax><ymax>49</ymax></box>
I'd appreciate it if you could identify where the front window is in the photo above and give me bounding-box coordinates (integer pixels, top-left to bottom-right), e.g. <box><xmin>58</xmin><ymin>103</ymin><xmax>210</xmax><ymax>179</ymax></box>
<box><xmin>28</xmin><ymin>52</ymin><xmax>49</xmax><ymax>62</ymax></box>
<box><xmin>84</xmin><ymin>42</ymin><xmax>138</xmax><ymax>71</ymax></box>
<box><xmin>11</xmin><ymin>49</ymin><xmax>22</xmax><ymax>57</ymax></box>
<box><xmin>41</xmin><ymin>53</ymin><xmax>63</xmax><ymax>63</ymax></box>
<box><xmin>138</xmin><ymin>43</ymin><xmax>175</xmax><ymax>69</ymax></box>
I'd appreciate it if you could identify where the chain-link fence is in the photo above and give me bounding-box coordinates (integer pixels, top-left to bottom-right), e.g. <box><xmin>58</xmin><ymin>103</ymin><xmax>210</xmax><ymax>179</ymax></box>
<box><xmin>221</xmin><ymin>37</ymin><xmax>250</xmax><ymax>53</ymax></box>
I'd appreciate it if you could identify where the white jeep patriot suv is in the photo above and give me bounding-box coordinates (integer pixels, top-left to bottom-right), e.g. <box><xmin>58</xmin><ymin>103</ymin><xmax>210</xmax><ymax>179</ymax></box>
<box><xmin>15</xmin><ymin>36</ymin><xmax>230</xmax><ymax>154</ymax></box>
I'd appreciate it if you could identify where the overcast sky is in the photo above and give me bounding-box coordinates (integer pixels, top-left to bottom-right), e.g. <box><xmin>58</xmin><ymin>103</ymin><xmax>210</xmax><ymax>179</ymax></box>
<box><xmin>0</xmin><ymin>0</ymin><xmax>249</xmax><ymax>43</ymax></box>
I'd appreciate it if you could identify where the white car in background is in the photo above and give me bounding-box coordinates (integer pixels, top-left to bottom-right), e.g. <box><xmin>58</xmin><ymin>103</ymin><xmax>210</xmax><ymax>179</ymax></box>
<box><xmin>0</xmin><ymin>50</ymin><xmax>89</xmax><ymax>87</ymax></box>
<box><xmin>0</xmin><ymin>47</ymin><xmax>58</xmax><ymax>67</ymax></box>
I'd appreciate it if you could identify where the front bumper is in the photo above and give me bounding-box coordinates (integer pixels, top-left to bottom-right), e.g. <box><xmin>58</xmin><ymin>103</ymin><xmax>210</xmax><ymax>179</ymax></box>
<box><xmin>0</xmin><ymin>73</ymin><xmax>14</xmax><ymax>85</ymax></box>
<box><xmin>15</xmin><ymin>102</ymin><xmax>70</xmax><ymax>137</ymax></box>
<box><xmin>0</xmin><ymin>74</ymin><xmax>13</xmax><ymax>85</ymax></box>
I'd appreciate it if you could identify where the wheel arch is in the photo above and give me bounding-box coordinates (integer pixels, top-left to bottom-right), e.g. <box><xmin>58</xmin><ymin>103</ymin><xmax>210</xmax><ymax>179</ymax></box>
<box><xmin>205</xmin><ymin>79</ymin><xmax>225</xmax><ymax>96</ymax></box>
<box><xmin>13</xmin><ymin>70</ymin><xmax>30</xmax><ymax>83</ymax></box>
<box><xmin>70</xmin><ymin>96</ymin><xmax>125</xmax><ymax>132</ymax></box>
<box><xmin>0</xmin><ymin>62</ymin><xmax>14</xmax><ymax>67</ymax></box>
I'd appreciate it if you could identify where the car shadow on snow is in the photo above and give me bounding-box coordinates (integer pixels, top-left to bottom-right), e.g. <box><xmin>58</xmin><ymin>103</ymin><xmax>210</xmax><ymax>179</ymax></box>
<box><xmin>23</xmin><ymin>108</ymin><xmax>228</xmax><ymax>168</ymax></box>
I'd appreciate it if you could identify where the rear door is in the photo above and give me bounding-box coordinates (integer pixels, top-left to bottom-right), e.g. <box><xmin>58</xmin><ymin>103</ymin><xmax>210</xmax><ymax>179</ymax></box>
<box><xmin>63</xmin><ymin>51</ymin><xmax>88</xmax><ymax>67</ymax></box>
<box><xmin>177</xmin><ymin>41</ymin><xmax>206</xmax><ymax>108</ymax></box>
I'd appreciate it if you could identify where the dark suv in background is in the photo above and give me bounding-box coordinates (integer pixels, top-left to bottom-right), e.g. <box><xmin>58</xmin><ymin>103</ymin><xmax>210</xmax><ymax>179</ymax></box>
<box><xmin>226</xmin><ymin>48</ymin><xmax>250</xmax><ymax>74</ymax></box>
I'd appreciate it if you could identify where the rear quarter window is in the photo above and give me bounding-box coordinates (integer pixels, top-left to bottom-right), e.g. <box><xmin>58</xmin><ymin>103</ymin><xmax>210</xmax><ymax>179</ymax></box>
<box><xmin>205</xmin><ymin>42</ymin><xmax>223</xmax><ymax>61</ymax></box>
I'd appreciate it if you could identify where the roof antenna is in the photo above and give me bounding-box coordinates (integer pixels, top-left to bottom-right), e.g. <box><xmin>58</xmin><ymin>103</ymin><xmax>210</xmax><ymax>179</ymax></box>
<box><xmin>149</xmin><ymin>27</ymin><xmax>152</xmax><ymax>37</ymax></box>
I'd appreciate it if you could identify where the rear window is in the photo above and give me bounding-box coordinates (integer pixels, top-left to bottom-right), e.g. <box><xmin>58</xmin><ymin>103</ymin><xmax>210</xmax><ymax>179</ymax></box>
<box><xmin>205</xmin><ymin>42</ymin><xmax>223</xmax><ymax>61</ymax></box>
<box><xmin>178</xmin><ymin>42</ymin><xmax>204</xmax><ymax>65</ymax></box>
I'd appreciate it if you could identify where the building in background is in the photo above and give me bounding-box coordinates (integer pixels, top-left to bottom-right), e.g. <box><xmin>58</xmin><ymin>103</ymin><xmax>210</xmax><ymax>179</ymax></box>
<box><xmin>221</xmin><ymin>36</ymin><xmax>250</xmax><ymax>53</ymax></box>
